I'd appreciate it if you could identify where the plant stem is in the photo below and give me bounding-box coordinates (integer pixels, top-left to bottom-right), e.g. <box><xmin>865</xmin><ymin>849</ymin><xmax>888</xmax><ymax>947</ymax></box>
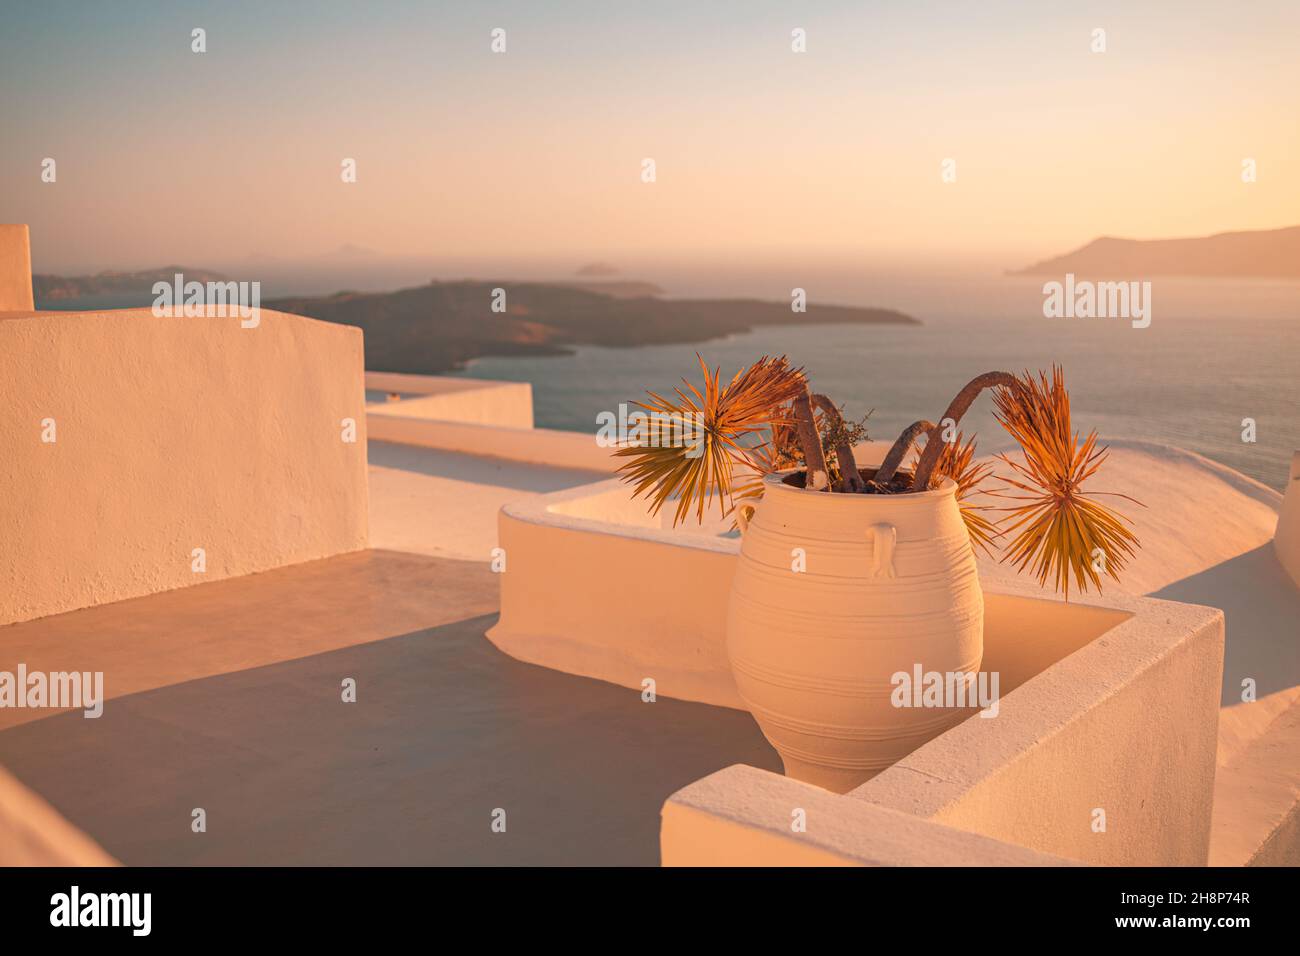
<box><xmin>811</xmin><ymin>393</ymin><xmax>865</xmax><ymax>492</ymax></box>
<box><xmin>911</xmin><ymin>372</ymin><xmax>1018</xmax><ymax>490</ymax></box>
<box><xmin>792</xmin><ymin>390</ymin><xmax>830</xmax><ymax>491</ymax></box>
<box><xmin>876</xmin><ymin>420</ymin><xmax>935</xmax><ymax>485</ymax></box>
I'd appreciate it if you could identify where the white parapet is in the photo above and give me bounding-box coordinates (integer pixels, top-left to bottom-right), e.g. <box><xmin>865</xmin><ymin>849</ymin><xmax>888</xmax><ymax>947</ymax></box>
<box><xmin>489</xmin><ymin>479</ymin><xmax>743</xmax><ymax>707</ymax></box>
<box><xmin>0</xmin><ymin>307</ymin><xmax>369</xmax><ymax>626</ymax></box>
<box><xmin>852</xmin><ymin>585</ymin><xmax>1224</xmax><ymax>866</ymax></box>
<box><xmin>363</xmin><ymin>370</ymin><xmax>627</xmax><ymax>472</ymax></box>
<box><xmin>490</xmin><ymin>476</ymin><xmax>1226</xmax><ymax>866</ymax></box>
<box><xmin>663</xmin><ymin>765</ymin><xmax>1080</xmax><ymax>866</ymax></box>
<box><xmin>367</xmin><ymin>414</ymin><xmax>618</xmax><ymax>473</ymax></box>
<box><xmin>1274</xmin><ymin>451</ymin><xmax>1300</xmax><ymax>588</ymax></box>
<box><xmin>364</xmin><ymin>371</ymin><xmax>534</xmax><ymax>428</ymax></box>
<box><xmin>0</xmin><ymin>224</ymin><xmax>34</xmax><ymax>312</ymax></box>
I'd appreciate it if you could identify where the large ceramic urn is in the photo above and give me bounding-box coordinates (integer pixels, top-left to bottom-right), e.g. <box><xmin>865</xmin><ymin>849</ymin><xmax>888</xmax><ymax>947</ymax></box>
<box><xmin>727</xmin><ymin>470</ymin><xmax>983</xmax><ymax>793</ymax></box>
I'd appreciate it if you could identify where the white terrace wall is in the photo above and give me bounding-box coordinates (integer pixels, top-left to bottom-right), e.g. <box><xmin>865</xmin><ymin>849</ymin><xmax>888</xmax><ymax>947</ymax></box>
<box><xmin>1274</xmin><ymin>451</ymin><xmax>1300</xmax><ymax>588</ymax></box>
<box><xmin>854</xmin><ymin>595</ymin><xmax>1225</xmax><ymax>866</ymax></box>
<box><xmin>364</xmin><ymin>371</ymin><xmax>534</xmax><ymax>428</ymax></box>
<box><xmin>0</xmin><ymin>225</ymin><xmax>34</xmax><ymax>311</ymax></box>
<box><xmin>0</xmin><ymin>307</ymin><xmax>369</xmax><ymax>626</ymax></box>
<box><xmin>663</xmin><ymin>765</ymin><xmax>1081</xmax><ymax>866</ymax></box>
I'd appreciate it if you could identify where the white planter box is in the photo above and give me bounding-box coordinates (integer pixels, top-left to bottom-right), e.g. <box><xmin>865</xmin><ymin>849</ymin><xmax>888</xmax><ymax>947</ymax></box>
<box><xmin>488</xmin><ymin>477</ymin><xmax>1224</xmax><ymax>865</ymax></box>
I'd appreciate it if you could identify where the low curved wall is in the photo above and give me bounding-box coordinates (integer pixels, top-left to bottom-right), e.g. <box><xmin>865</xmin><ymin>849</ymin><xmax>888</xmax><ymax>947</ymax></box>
<box><xmin>0</xmin><ymin>307</ymin><xmax>368</xmax><ymax>626</ymax></box>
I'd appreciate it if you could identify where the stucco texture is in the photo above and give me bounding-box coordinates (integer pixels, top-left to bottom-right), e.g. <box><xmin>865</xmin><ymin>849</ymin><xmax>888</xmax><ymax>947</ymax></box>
<box><xmin>0</xmin><ymin>307</ymin><xmax>368</xmax><ymax>625</ymax></box>
<box><xmin>0</xmin><ymin>225</ymin><xmax>34</xmax><ymax>312</ymax></box>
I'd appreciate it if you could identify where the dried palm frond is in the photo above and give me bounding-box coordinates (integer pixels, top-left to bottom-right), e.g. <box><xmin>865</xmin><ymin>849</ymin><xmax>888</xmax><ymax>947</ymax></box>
<box><xmin>988</xmin><ymin>367</ymin><xmax>1141</xmax><ymax>597</ymax></box>
<box><xmin>731</xmin><ymin>427</ymin><xmax>782</xmax><ymax>513</ymax></box>
<box><xmin>613</xmin><ymin>354</ymin><xmax>807</xmax><ymax>526</ymax></box>
<box><xmin>931</xmin><ymin>431</ymin><xmax>1000</xmax><ymax>556</ymax></box>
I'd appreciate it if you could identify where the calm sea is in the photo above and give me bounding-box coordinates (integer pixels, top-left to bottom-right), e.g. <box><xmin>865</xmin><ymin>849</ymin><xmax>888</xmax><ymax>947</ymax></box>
<box><xmin>451</xmin><ymin>275</ymin><xmax>1300</xmax><ymax>492</ymax></box>
<box><xmin>40</xmin><ymin>274</ymin><xmax>1298</xmax><ymax>491</ymax></box>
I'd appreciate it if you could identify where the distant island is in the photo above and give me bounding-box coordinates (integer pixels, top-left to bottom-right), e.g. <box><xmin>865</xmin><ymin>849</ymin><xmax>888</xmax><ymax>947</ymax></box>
<box><xmin>552</xmin><ymin>280</ymin><xmax>665</xmax><ymax>299</ymax></box>
<box><xmin>32</xmin><ymin>270</ymin><xmax>917</xmax><ymax>374</ymax></box>
<box><xmin>32</xmin><ymin>266</ymin><xmax>664</xmax><ymax>304</ymax></box>
<box><xmin>268</xmin><ymin>282</ymin><xmax>919</xmax><ymax>374</ymax></box>
<box><xmin>574</xmin><ymin>261</ymin><xmax>621</xmax><ymax>277</ymax></box>
<box><xmin>33</xmin><ymin>266</ymin><xmax>230</xmax><ymax>300</ymax></box>
<box><xmin>1013</xmin><ymin>225</ymin><xmax>1300</xmax><ymax>279</ymax></box>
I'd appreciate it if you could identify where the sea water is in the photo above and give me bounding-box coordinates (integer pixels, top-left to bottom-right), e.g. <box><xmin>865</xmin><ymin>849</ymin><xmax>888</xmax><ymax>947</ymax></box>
<box><xmin>452</xmin><ymin>274</ymin><xmax>1300</xmax><ymax>491</ymax></box>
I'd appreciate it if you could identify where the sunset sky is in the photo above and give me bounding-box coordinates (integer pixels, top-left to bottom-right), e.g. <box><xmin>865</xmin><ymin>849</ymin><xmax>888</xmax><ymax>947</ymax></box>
<box><xmin>3</xmin><ymin>0</ymin><xmax>1297</xmax><ymax>276</ymax></box>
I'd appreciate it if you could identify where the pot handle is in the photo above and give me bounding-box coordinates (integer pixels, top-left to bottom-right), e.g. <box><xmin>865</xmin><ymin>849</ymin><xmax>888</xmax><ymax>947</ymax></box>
<box><xmin>736</xmin><ymin>502</ymin><xmax>757</xmax><ymax>534</ymax></box>
<box><xmin>866</xmin><ymin>522</ymin><xmax>897</xmax><ymax>579</ymax></box>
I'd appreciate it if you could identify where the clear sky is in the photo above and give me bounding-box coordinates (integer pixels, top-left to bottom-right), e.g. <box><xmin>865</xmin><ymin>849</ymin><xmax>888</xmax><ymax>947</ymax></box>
<box><xmin>3</xmin><ymin>0</ymin><xmax>1297</xmax><ymax>275</ymax></box>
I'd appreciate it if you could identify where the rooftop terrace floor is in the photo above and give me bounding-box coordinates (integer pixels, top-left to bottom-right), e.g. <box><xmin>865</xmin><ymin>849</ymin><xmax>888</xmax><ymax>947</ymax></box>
<box><xmin>0</xmin><ymin>548</ymin><xmax>779</xmax><ymax>864</ymax></box>
<box><xmin>0</xmin><ymin>445</ymin><xmax>778</xmax><ymax>864</ymax></box>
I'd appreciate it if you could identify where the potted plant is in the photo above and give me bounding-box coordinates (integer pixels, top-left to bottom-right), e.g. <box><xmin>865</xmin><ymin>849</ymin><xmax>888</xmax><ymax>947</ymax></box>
<box><xmin>615</xmin><ymin>356</ymin><xmax>1139</xmax><ymax>792</ymax></box>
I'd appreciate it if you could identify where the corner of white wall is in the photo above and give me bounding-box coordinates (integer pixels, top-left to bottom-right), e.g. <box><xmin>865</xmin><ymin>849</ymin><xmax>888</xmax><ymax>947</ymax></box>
<box><xmin>0</xmin><ymin>224</ymin><xmax>35</xmax><ymax>312</ymax></box>
<box><xmin>1274</xmin><ymin>451</ymin><xmax>1300</xmax><ymax>588</ymax></box>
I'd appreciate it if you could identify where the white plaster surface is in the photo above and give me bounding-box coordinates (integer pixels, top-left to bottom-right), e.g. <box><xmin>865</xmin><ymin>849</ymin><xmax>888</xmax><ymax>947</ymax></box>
<box><xmin>0</xmin><ymin>307</ymin><xmax>369</xmax><ymax>626</ymax></box>
<box><xmin>364</xmin><ymin>371</ymin><xmax>534</xmax><ymax>428</ymax></box>
<box><xmin>0</xmin><ymin>224</ymin><xmax>34</xmax><ymax>312</ymax></box>
<box><xmin>367</xmin><ymin>441</ymin><xmax>607</xmax><ymax>560</ymax></box>
<box><xmin>1273</xmin><ymin>451</ymin><xmax>1300</xmax><ymax>588</ymax></box>
<box><xmin>477</xmin><ymin>436</ymin><xmax>1293</xmax><ymax>865</ymax></box>
<box><xmin>663</xmin><ymin>764</ymin><xmax>1081</xmax><ymax>866</ymax></box>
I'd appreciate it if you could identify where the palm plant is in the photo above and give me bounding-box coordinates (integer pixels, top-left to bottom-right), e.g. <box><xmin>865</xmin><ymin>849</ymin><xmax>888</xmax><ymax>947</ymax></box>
<box><xmin>613</xmin><ymin>355</ymin><xmax>808</xmax><ymax>526</ymax></box>
<box><xmin>613</xmin><ymin>356</ymin><xmax>1139</xmax><ymax>596</ymax></box>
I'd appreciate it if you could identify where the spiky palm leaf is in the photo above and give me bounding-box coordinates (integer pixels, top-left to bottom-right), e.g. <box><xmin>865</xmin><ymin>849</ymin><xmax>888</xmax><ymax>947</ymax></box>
<box><xmin>988</xmin><ymin>367</ymin><xmax>1140</xmax><ymax>597</ymax></box>
<box><xmin>613</xmin><ymin>354</ymin><xmax>807</xmax><ymax>526</ymax></box>
<box><xmin>931</xmin><ymin>431</ymin><xmax>1001</xmax><ymax>556</ymax></box>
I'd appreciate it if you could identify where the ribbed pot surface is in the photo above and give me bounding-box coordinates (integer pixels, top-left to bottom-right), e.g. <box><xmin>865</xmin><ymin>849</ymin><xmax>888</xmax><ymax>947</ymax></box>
<box><xmin>726</xmin><ymin>471</ymin><xmax>984</xmax><ymax>793</ymax></box>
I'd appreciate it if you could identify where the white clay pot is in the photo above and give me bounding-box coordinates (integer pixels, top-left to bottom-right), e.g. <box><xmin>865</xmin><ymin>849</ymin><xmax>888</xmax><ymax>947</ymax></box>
<box><xmin>726</xmin><ymin>470</ymin><xmax>983</xmax><ymax>793</ymax></box>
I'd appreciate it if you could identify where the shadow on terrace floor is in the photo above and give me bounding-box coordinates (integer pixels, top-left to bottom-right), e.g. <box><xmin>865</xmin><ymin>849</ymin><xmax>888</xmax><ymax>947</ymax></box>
<box><xmin>1153</xmin><ymin>544</ymin><xmax>1300</xmax><ymax>706</ymax></box>
<box><xmin>0</xmin><ymin>614</ymin><xmax>779</xmax><ymax>866</ymax></box>
<box><xmin>0</xmin><ymin>549</ymin><xmax>500</xmax><ymax>733</ymax></box>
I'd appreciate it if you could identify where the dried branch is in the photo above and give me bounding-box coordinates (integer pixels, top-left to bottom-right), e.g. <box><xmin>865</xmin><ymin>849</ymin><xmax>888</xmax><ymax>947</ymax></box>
<box><xmin>812</xmin><ymin>393</ymin><xmax>865</xmax><ymax>492</ymax></box>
